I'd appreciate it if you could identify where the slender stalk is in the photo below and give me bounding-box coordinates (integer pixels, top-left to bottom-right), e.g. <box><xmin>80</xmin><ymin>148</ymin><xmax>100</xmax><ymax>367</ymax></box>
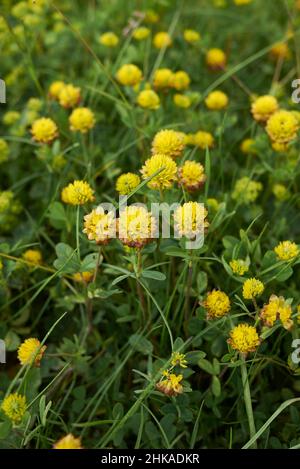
<box><xmin>136</xmin><ymin>249</ymin><xmax>147</xmax><ymax>323</ymax></box>
<box><xmin>241</xmin><ymin>356</ymin><xmax>257</xmax><ymax>449</ymax></box>
<box><xmin>184</xmin><ymin>251</ymin><xmax>193</xmax><ymax>336</ymax></box>
<box><xmin>76</xmin><ymin>205</ymin><xmax>81</xmax><ymax>261</ymax></box>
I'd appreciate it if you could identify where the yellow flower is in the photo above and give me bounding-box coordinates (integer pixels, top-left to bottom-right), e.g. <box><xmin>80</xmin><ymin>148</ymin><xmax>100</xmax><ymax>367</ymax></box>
<box><xmin>272</xmin><ymin>183</ymin><xmax>290</xmax><ymax>201</ymax></box>
<box><xmin>153</xmin><ymin>68</ymin><xmax>174</xmax><ymax>89</ymax></box>
<box><xmin>58</xmin><ymin>84</ymin><xmax>81</xmax><ymax>108</ymax></box>
<box><xmin>54</xmin><ymin>434</ymin><xmax>82</xmax><ymax>449</ymax></box>
<box><xmin>61</xmin><ymin>180</ymin><xmax>95</xmax><ymax>206</ymax></box>
<box><xmin>251</xmin><ymin>95</ymin><xmax>279</xmax><ymax>122</ymax></box>
<box><xmin>271</xmin><ymin>141</ymin><xmax>288</xmax><ymax>153</ymax></box>
<box><xmin>266</xmin><ymin>110</ymin><xmax>299</xmax><ymax>144</ymax></box>
<box><xmin>83</xmin><ymin>208</ymin><xmax>116</xmax><ymax>244</ymax></box>
<box><xmin>69</xmin><ymin>107</ymin><xmax>96</xmax><ymax>133</ymax></box>
<box><xmin>72</xmin><ymin>271</ymin><xmax>94</xmax><ymax>283</ymax></box>
<box><xmin>153</xmin><ymin>31</ymin><xmax>172</xmax><ymax>49</ymax></box>
<box><xmin>1</xmin><ymin>393</ymin><xmax>27</xmax><ymax>424</ymax></box>
<box><xmin>173</xmin><ymin>94</ymin><xmax>191</xmax><ymax>108</ymax></box>
<box><xmin>116</xmin><ymin>173</ymin><xmax>141</xmax><ymax>195</ymax></box>
<box><xmin>274</xmin><ymin>240</ymin><xmax>299</xmax><ymax>261</ymax></box>
<box><xmin>178</xmin><ymin>160</ymin><xmax>206</xmax><ymax>192</ymax></box>
<box><xmin>137</xmin><ymin>89</ymin><xmax>160</xmax><ymax>110</ymax></box>
<box><xmin>0</xmin><ymin>139</ymin><xmax>9</xmax><ymax>164</ymax></box>
<box><xmin>194</xmin><ymin>130</ymin><xmax>214</xmax><ymax>149</ymax></box>
<box><xmin>205</xmin><ymin>90</ymin><xmax>229</xmax><ymax>110</ymax></box>
<box><xmin>185</xmin><ymin>133</ymin><xmax>196</xmax><ymax>146</ymax></box>
<box><xmin>151</xmin><ymin>129</ymin><xmax>185</xmax><ymax>158</ymax></box>
<box><xmin>174</xmin><ymin>202</ymin><xmax>209</xmax><ymax>239</ymax></box>
<box><xmin>242</xmin><ymin>278</ymin><xmax>264</xmax><ymax>300</ymax></box>
<box><xmin>99</xmin><ymin>31</ymin><xmax>119</xmax><ymax>47</ymax></box>
<box><xmin>141</xmin><ymin>154</ymin><xmax>177</xmax><ymax>190</ymax></box>
<box><xmin>170</xmin><ymin>71</ymin><xmax>191</xmax><ymax>91</ymax></box>
<box><xmin>171</xmin><ymin>352</ymin><xmax>188</xmax><ymax>368</ymax></box>
<box><xmin>183</xmin><ymin>29</ymin><xmax>201</xmax><ymax>43</ymax></box>
<box><xmin>116</xmin><ymin>64</ymin><xmax>143</xmax><ymax>86</ymax></box>
<box><xmin>22</xmin><ymin>249</ymin><xmax>42</xmax><ymax>265</ymax></box>
<box><xmin>228</xmin><ymin>324</ymin><xmax>260</xmax><ymax>354</ymax></box>
<box><xmin>118</xmin><ymin>206</ymin><xmax>156</xmax><ymax>248</ymax></box>
<box><xmin>270</xmin><ymin>42</ymin><xmax>290</xmax><ymax>60</ymax></box>
<box><xmin>31</xmin><ymin>117</ymin><xmax>58</xmax><ymax>144</ymax></box>
<box><xmin>232</xmin><ymin>177</ymin><xmax>262</xmax><ymax>204</ymax></box>
<box><xmin>17</xmin><ymin>338</ymin><xmax>46</xmax><ymax>366</ymax></box>
<box><xmin>260</xmin><ymin>295</ymin><xmax>293</xmax><ymax>330</ymax></box>
<box><xmin>133</xmin><ymin>27</ymin><xmax>150</xmax><ymax>40</ymax></box>
<box><xmin>156</xmin><ymin>373</ymin><xmax>183</xmax><ymax>396</ymax></box>
<box><xmin>240</xmin><ymin>138</ymin><xmax>257</xmax><ymax>155</ymax></box>
<box><xmin>230</xmin><ymin>259</ymin><xmax>249</xmax><ymax>276</ymax></box>
<box><xmin>234</xmin><ymin>0</ymin><xmax>252</xmax><ymax>4</ymax></box>
<box><xmin>3</xmin><ymin>111</ymin><xmax>21</xmax><ymax>126</ymax></box>
<box><xmin>27</xmin><ymin>98</ymin><xmax>42</xmax><ymax>112</ymax></box>
<box><xmin>206</xmin><ymin>48</ymin><xmax>227</xmax><ymax>69</ymax></box>
<box><xmin>48</xmin><ymin>80</ymin><xmax>65</xmax><ymax>100</ymax></box>
<box><xmin>202</xmin><ymin>290</ymin><xmax>230</xmax><ymax>319</ymax></box>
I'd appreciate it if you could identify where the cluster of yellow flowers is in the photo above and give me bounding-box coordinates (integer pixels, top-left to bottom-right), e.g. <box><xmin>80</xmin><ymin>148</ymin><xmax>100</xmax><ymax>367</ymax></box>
<box><xmin>156</xmin><ymin>352</ymin><xmax>188</xmax><ymax>397</ymax></box>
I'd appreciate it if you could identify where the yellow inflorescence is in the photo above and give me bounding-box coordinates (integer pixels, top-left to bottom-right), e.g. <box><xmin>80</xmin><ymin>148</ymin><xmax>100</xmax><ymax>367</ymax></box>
<box><xmin>266</xmin><ymin>110</ymin><xmax>299</xmax><ymax>144</ymax></box>
<box><xmin>206</xmin><ymin>48</ymin><xmax>227</xmax><ymax>69</ymax></box>
<box><xmin>31</xmin><ymin>117</ymin><xmax>58</xmax><ymax>144</ymax></box>
<box><xmin>17</xmin><ymin>338</ymin><xmax>46</xmax><ymax>366</ymax></box>
<box><xmin>22</xmin><ymin>249</ymin><xmax>42</xmax><ymax>265</ymax></box>
<box><xmin>53</xmin><ymin>434</ymin><xmax>82</xmax><ymax>449</ymax></box>
<box><xmin>194</xmin><ymin>130</ymin><xmax>214</xmax><ymax>149</ymax></box>
<box><xmin>48</xmin><ymin>80</ymin><xmax>65</xmax><ymax>100</ymax></box>
<box><xmin>153</xmin><ymin>31</ymin><xmax>172</xmax><ymax>49</ymax></box>
<box><xmin>174</xmin><ymin>202</ymin><xmax>209</xmax><ymax>239</ymax></box>
<box><xmin>173</xmin><ymin>94</ymin><xmax>191</xmax><ymax>108</ymax></box>
<box><xmin>156</xmin><ymin>372</ymin><xmax>183</xmax><ymax>396</ymax></box>
<box><xmin>151</xmin><ymin>129</ymin><xmax>185</xmax><ymax>158</ymax></box>
<box><xmin>137</xmin><ymin>89</ymin><xmax>160</xmax><ymax>110</ymax></box>
<box><xmin>133</xmin><ymin>27</ymin><xmax>150</xmax><ymax>40</ymax></box>
<box><xmin>205</xmin><ymin>90</ymin><xmax>229</xmax><ymax>110</ymax></box>
<box><xmin>230</xmin><ymin>259</ymin><xmax>249</xmax><ymax>276</ymax></box>
<box><xmin>118</xmin><ymin>205</ymin><xmax>156</xmax><ymax>248</ymax></box>
<box><xmin>170</xmin><ymin>71</ymin><xmax>191</xmax><ymax>91</ymax></box>
<box><xmin>116</xmin><ymin>64</ymin><xmax>143</xmax><ymax>86</ymax></box>
<box><xmin>99</xmin><ymin>31</ymin><xmax>119</xmax><ymax>47</ymax></box>
<box><xmin>61</xmin><ymin>180</ymin><xmax>95</xmax><ymax>206</ymax></box>
<box><xmin>58</xmin><ymin>84</ymin><xmax>81</xmax><ymax>108</ymax></box>
<box><xmin>69</xmin><ymin>107</ymin><xmax>96</xmax><ymax>133</ymax></box>
<box><xmin>116</xmin><ymin>173</ymin><xmax>141</xmax><ymax>195</ymax></box>
<box><xmin>260</xmin><ymin>295</ymin><xmax>293</xmax><ymax>329</ymax></box>
<box><xmin>203</xmin><ymin>290</ymin><xmax>231</xmax><ymax>319</ymax></box>
<box><xmin>232</xmin><ymin>177</ymin><xmax>262</xmax><ymax>204</ymax></box>
<box><xmin>183</xmin><ymin>29</ymin><xmax>201</xmax><ymax>43</ymax></box>
<box><xmin>274</xmin><ymin>240</ymin><xmax>299</xmax><ymax>261</ymax></box>
<box><xmin>178</xmin><ymin>160</ymin><xmax>206</xmax><ymax>192</ymax></box>
<box><xmin>83</xmin><ymin>208</ymin><xmax>116</xmax><ymax>244</ymax></box>
<box><xmin>251</xmin><ymin>95</ymin><xmax>279</xmax><ymax>122</ymax></box>
<box><xmin>228</xmin><ymin>324</ymin><xmax>260</xmax><ymax>354</ymax></box>
<box><xmin>1</xmin><ymin>393</ymin><xmax>27</xmax><ymax>424</ymax></box>
<box><xmin>153</xmin><ymin>68</ymin><xmax>174</xmax><ymax>89</ymax></box>
<box><xmin>242</xmin><ymin>278</ymin><xmax>264</xmax><ymax>300</ymax></box>
<box><xmin>141</xmin><ymin>154</ymin><xmax>177</xmax><ymax>190</ymax></box>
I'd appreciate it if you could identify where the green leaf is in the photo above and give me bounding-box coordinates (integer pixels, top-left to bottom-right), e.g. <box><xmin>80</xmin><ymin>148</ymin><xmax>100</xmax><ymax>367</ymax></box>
<box><xmin>5</xmin><ymin>330</ymin><xmax>20</xmax><ymax>351</ymax></box>
<box><xmin>198</xmin><ymin>358</ymin><xmax>215</xmax><ymax>375</ymax></box>
<box><xmin>129</xmin><ymin>334</ymin><xmax>153</xmax><ymax>355</ymax></box>
<box><xmin>0</xmin><ymin>420</ymin><xmax>12</xmax><ymax>439</ymax></box>
<box><xmin>47</xmin><ymin>202</ymin><xmax>67</xmax><ymax>229</ymax></box>
<box><xmin>212</xmin><ymin>376</ymin><xmax>221</xmax><ymax>397</ymax></box>
<box><xmin>142</xmin><ymin>270</ymin><xmax>166</xmax><ymax>281</ymax></box>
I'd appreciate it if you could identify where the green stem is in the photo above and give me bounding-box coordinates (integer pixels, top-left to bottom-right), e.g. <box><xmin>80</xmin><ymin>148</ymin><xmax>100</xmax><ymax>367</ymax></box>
<box><xmin>76</xmin><ymin>205</ymin><xmax>81</xmax><ymax>261</ymax></box>
<box><xmin>241</xmin><ymin>356</ymin><xmax>257</xmax><ymax>449</ymax></box>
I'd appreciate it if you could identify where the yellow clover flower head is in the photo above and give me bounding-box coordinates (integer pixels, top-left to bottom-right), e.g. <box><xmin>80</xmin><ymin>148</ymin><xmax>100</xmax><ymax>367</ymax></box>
<box><xmin>153</xmin><ymin>68</ymin><xmax>174</xmax><ymax>90</ymax></box>
<box><xmin>116</xmin><ymin>64</ymin><xmax>143</xmax><ymax>87</ymax></box>
<box><xmin>240</xmin><ymin>138</ymin><xmax>257</xmax><ymax>155</ymax></box>
<box><xmin>1</xmin><ymin>393</ymin><xmax>27</xmax><ymax>424</ymax></box>
<box><xmin>230</xmin><ymin>259</ymin><xmax>249</xmax><ymax>276</ymax></box>
<box><xmin>116</xmin><ymin>173</ymin><xmax>141</xmax><ymax>195</ymax></box>
<box><xmin>274</xmin><ymin>240</ymin><xmax>299</xmax><ymax>261</ymax></box>
<box><xmin>144</xmin><ymin>9</ymin><xmax>160</xmax><ymax>24</ymax></box>
<box><xmin>205</xmin><ymin>90</ymin><xmax>229</xmax><ymax>110</ymax></box>
<box><xmin>228</xmin><ymin>324</ymin><xmax>260</xmax><ymax>355</ymax></box>
<box><xmin>178</xmin><ymin>160</ymin><xmax>206</xmax><ymax>192</ymax></box>
<box><xmin>266</xmin><ymin>110</ymin><xmax>299</xmax><ymax>144</ymax></box>
<box><xmin>242</xmin><ymin>278</ymin><xmax>264</xmax><ymax>300</ymax></box>
<box><xmin>118</xmin><ymin>206</ymin><xmax>156</xmax><ymax>248</ymax></box>
<box><xmin>3</xmin><ymin>111</ymin><xmax>21</xmax><ymax>126</ymax></box>
<box><xmin>153</xmin><ymin>31</ymin><xmax>172</xmax><ymax>49</ymax></box>
<box><xmin>206</xmin><ymin>48</ymin><xmax>227</xmax><ymax>70</ymax></box>
<box><xmin>69</xmin><ymin>107</ymin><xmax>96</xmax><ymax>133</ymax></box>
<box><xmin>48</xmin><ymin>80</ymin><xmax>65</xmax><ymax>100</ymax></box>
<box><xmin>31</xmin><ymin>117</ymin><xmax>58</xmax><ymax>144</ymax></box>
<box><xmin>22</xmin><ymin>249</ymin><xmax>42</xmax><ymax>265</ymax></box>
<box><xmin>173</xmin><ymin>93</ymin><xmax>191</xmax><ymax>108</ymax></box>
<box><xmin>137</xmin><ymin>89</ymin><xmax>160</xmax><ymax>110</ymax></box>
<box><xmin>272</xmin><ymin>183</ymin><xmax>290</xmax><ymax>201</ymax></box>
<box><xmin>270</xmin><ymin>42</ymin><xmax>290</xmax><ymax>60</ymax></box>
<box><xmin>170</xmin><ymin>71</ymin><xmax>191</xmax><ymax>91</ymax></box>
<box><xmin>251</xmin><ymin>95</ymin><xmax>279</xmax><ymax>122</ymax></box>
<box><xmin>83</xmin><ymin>208</ymin><xmax>116</xmax><ymax>244</ymax></box>
<box><xmin>17</xmin><ymin>338</ymin><xmax>46</xmax><ymax>366</ymax></box>
<box><xmin>58</xmin><ymin>84</ymin><xmax>81</xmax><ymax>108</ymax></box>
<box><xmin>133</xmin><ymin>27</ymin><xmax>150</xmax><ymax>40</ymax></box>
<box><xmin>61</xmin><ymin>180</ymin><xmax>95</xmax><ymax>206</ymax></box>
<box><xmin>99</xmin><ymin>31</ymin><xmax>119</xmax><ymax>47</ymax></box>
<box><xmin>156</xmin><ymin>373</ymin><xmax>183</xmax><ymax>396</ymax></box>
<box><xmin>202</xmin><ymin>290</ymin><xmax>230</xmax><ymax>319</ymax></box>
<box><xmin>0</xmin><ymin>139</ymin><xmax>9</xmax><ymax>164</ymax></box>
<box><xmin>183</xmin><ymin>29</ymin><xmax>201</xmax><ymax>43</ymax></box>
<box><xmin>232</xmin><ymin>177</ymin><xmax>262</xmax><ymax>204</ymax></box>
<box><xmin>72</xmin><ymin>271</ymin><xmax>94</xmax><ymax>283</ymax></box>
<box><xmin>152</xmin><ymin>129</ymin><xmax>185</xmax><ymax>158</ymax></box>
<box><xmin>171</xmin><ymin>352</ymin><xmax>188</xmax><ymax>368</ymax></box>
<box><xmin>174</xmin><ymin>202</ymin><xmax>209</xmax><ymax>239</ymax></box>
<box><xmin>260</xmin><ymin>295</ymin><xmax>293</xmax><ymax>330</ymax></box>
<box><xmin>141</xmin><ymin>153</ymin><xmax>177</xmax><ymax>190</ymax></box>
<box><xmin>53</xmin><ymin>434</ymin><xmax>82</xmax><ymax>449</ymax></box>
<box><xmin>194</xmin><ymin>130</ymin><xmax>214</xmax><ymax>150</ymax></box>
